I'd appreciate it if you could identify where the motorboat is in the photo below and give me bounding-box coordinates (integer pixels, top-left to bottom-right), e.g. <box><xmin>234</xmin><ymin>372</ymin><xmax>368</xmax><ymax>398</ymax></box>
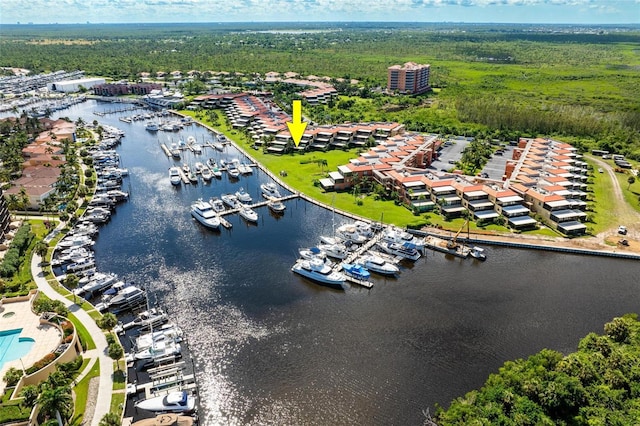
<box><xmin>260</xmin><ymin>182</ymin><xmax>281</xmax><ymax>199</ymax></box>
<box><xmin>58</xmin><ymin>235</ymin><xmax>95</xmax><ymax>249</ymax></box>
<box><xmin>238</xmin><ymin>206</ymin><xmax>258</xmax><ymax>222</ymax></box>
<box><xmin>235</xmin><ymin>188</ymin><xmax>252</xmax><ymax>203</ymax></box>
<box><xmin>171</xmin><ymin>148</ymin><xmax>181</xmax><ymax>160</ymax></box>
<box><xmin>107</xmin><ymin>285</ymin><xmax>146</xmax><ymax>312</ymax></box>
<box><xmin>221</xmin><ymin>194</ymin><xmax>240</xmax><ymax>209</ymax></box>
<box><xmin>377</xmin><ymin>241</ymin><xmax>421</xmax><ymax>261</ymax></box>
<box><xmin>382</xmin><ymin>226</ymin><xmax>425</xmax><ymax>251</ymax></box>
<box><xmin>134</xmin><ymin>340</ymin><xmax>182</xmax><ymax>361</ymax></box>
<box><xmin>66</xmin><ymin>259</ymin><xmax>96</xmax><ymax>274</ymax></box>
<box><xmin>134</xmin><ymin>390</ymin><xmax>196</xmax><ymax>414</ymax></box>
<box><xmin>192</xmin><ymin>144</ymin><xmax>202</xmax><ymax>154</ymax></box>
<box><xmin>182</xmin><ymin>163</ymin><xmax>191</xmax><ymax>174</ymax></box>
<box><xmin>341</xmin><ymin>263</ymin><xmax>371</xmax><ymax>281</ymax></box>
<box><xmin>135</xmin><ymin>323</ymin><xmax>183</xmax><ymax>351</ymax></box>
<box><xmin>226</xmin><ymin>162</ymin><xmax>240</xmax><ymax>179</ymax></box>
<box><xmin>268</xmin><ymin>200</ymin><xmax>286</xmax><ymax>214</ymax></box>
<box><xmin>291</xmin><ymin>258</ymin><xmax>346</xmax><ymax>288</ymax></box>
<box><xmin>144</xmin><ymin>122</ymin><xmax>159</xmax><ymax>131</ymax></box>
<box><xmin>169</xmin><ymin>167</ymin><xmax>181</xmax><ymax>185</ymax></box>
<box><xmin>336</xmin><ymin>224</ymin><xmax>368</xmax><ymax>244</ymax></box>
<box><xmin>317</xmin><ymin>243</ymin><xmax>348</xmax><ymax>260</ymax></box>
<box><xmin>186</xmin><ymin>136</ymin><xmax>196</xmax><ymax>145</ymax></box>
<box><xmin>209</xmin><ymin>197</ymin><xmax>225</xmax><ymax>213</ymax></box>
<box><xmin>190</xmin><ymin>199</ymin><xmax>221</xmax><ymax>230</ymax></box>
<box><xmin>201</xmin><ymin>167</ymin><xmax>213</xmax><ymax>181</ymax></box>
<box><xmin>238</xmin><ymin>163</ymin><xmax>253</xmax><ymax>174</ymax></box>
<box><xmin>319</xmin><ymin>235</ymin><xmax>342</xmax><ymax>245</ymax></box>
<box><xmin>74</xmin><ymin>272</ymin><xmax>119</xmax><ymax>297</ymax></box>
<box><xmin>470</xmin><ymin>246</ymin><xmax>487</xmax><ymax>261</ymax></box>
<box><xmin>212</xmin><ymin>140</ymin><xmax>224</xmax><ymax>151</ymax></box>
<box><xmin>187</xmin><ymin>171</ymin><xmax>198</xmax><ymax>184</ymax></box>
<box><xmin>353</xmin><ymin>220</ymin><xmax>375</xmax><ymax>238</ymax></box>
<box><xmin>299</xmin><ymin>247</ymin><xmax>327</xmax><ymax>261</ymax></box>
<box><xmin>193</xmin><ymin>162</ymin><xmax>204</xmax><ymax>174</ymax></box>
<box><xmin>360</xmin><ymin>254</ymin><xmax>400</xmax><ymax>276</ymax></box>
<box><xmin>117</xmin><ymin>308</ymin><xmax>168</xmax><ymax>332</ymax></box>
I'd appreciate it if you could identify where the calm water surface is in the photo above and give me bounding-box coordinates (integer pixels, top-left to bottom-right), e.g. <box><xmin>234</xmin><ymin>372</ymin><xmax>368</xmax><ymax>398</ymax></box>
<box><xmin>57</xmin><ymin>102</ymin><xmax>640</xmax><ymax>425</ymax></box>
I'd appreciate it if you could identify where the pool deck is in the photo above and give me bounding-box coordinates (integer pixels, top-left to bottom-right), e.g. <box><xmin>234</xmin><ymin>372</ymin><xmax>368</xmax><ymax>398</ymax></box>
<box><xmin>0</xmin><ymin>295</ymin><xmax>63</xmax><ymax>395</ymax></box>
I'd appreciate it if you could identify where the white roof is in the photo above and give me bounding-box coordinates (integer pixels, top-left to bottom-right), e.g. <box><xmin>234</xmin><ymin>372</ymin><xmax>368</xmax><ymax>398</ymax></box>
<box><xmin>329</xmin><ymin>171</ymin><xmax>344</xmax><ymax>180</ymax></box>
<box><xmin>546</xmin><ymin>199</ymin><xmax>571</xmax><ymax>208</ymax></box>
<box><xmin>338</xmin><ymin>165</ymin><xmax>352</xmax><ymax>174</ymax></box>
<box><xmin>475</xmin><ymin>210</ymin><xmax>499</xmax><ymax>219</ymax></box>
<box><xmin>465</xmin><ymin>190</ymin><xmax>488</xmax><ymax>198</ymax></box>
<box><xmin>509</xmin><ymin>216</ymin><xmax>538</xmax><ymax>225</ymax></box>
<box><xmin>498</xmin><ymin>195</ymin><xmax>523</xmax><ymax>203</ymax></box>
<box><xmin>403</xmin><ymin>180</ymin><xmax>426</xmax><ymax>188</ymax></box>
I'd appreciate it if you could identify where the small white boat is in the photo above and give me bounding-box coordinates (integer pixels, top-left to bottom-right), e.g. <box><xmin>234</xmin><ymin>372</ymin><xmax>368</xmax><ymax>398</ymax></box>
<box><xmin>317</xmin><ymin>243</ymin><xmax>348</xmax><ymax>260</ymax></box>
<box><xmin>235</xmin><ymin>188</ymin><xmax>252</xmax><ymax>203</ymax></box>
<box><xmin>213</xmin><ymin>140</ymin><xmax>224</xmax><ymax>151</ymax></box>
<box><xmin>192</xmin><ymin>143</ymin><xmax>202</xmax><ymax>154</ymax></box>
<box><xmin>291</xmin><ymin>257</ymin><xmax>346</xmax><ymax>288</ymax></box>
<box><xmin>227</xmin><ymin>162</ymin><xmax>240</xmax><ymax>179</ymax></box>
<box><xmin>169</xmin><ymin>167</ymin><xmax>181</xmax><ymax>185</ymax></box>
<box><xmin>201</xmin><ymin>167</ymin><xmax>213</xmax><ymax>181</ymax></box>
<box><xmin>194</xmin><ymin>162</ymin><xmax>204</xmax><ymax>174</ymax></box>
<box><xmin>221</xmin><ymin>194</ymin><xmax>240</xmax><ymax>209</ymax></box>
<box><xmin>470</xmin><ymin>246</ymin><xmax>487</xmax><ymax>261</ymax></box>
<box><xmin>209</xmin><ymin>198</ymin><xmax>225</xmax><ymax>213</ymax></box>
<box><xmin>299</xmin><ymin>247</ymin><xmax>327</xmax><ymax>261</ymax></box>
<box><xmin>239</xmin><ymin>206</ymin><xmax>258</xmax><ymax>222</ymax></box>
<box><xmin>260</xmin><ymin>182</ymin><xmax>281</xmax><ymax>199</ymax></box>
<box><xmin>134</xmin><ymin>390</ymin><xmax>196</xmax><ymax>414</ymax></box>
<box><xmin>145</xmin><ymin>122</ymin><xmax>159</xmax><ymax>131</ymax></box>
<box><xmin>238</xmin><ymin>163</ymin><xmax>253</xmax><ymax>174</ymax></box>
<box><xmin>190</xmin><ymin>199</ymin><xmax>221</xmax><ymax>230</ymax></box>
<box><xmin>382</xmin><ymin>226</ymin><xmax>425</xmax><ymax>250</ymax></box>
<box><xmin>319</xmin><ymin>235</ymin><xmax>342</xmax><ymax>245</ymax></box>
<box><xmin>268</xmin><ymin>200</ymin><xmax>286</xmax><ymax>214</ymax></box>
<box><xmin>182</xmin><ymin>163</ymin><xmax>191</xmax><ymax>174</ymax></box>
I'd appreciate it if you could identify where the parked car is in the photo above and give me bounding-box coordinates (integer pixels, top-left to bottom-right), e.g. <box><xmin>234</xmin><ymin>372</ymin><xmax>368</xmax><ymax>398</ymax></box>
<box><xmin>618</xmin><ymin>225</ymin><xmax>627</xmax><ymax>235</ymax></box>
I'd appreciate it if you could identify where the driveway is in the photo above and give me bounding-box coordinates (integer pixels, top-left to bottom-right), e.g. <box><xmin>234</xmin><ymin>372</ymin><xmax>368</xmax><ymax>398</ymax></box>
<box><xmin>429</xmin><ymin>137</ymin><xmax>470</xmax><ymax>171</ymax></box>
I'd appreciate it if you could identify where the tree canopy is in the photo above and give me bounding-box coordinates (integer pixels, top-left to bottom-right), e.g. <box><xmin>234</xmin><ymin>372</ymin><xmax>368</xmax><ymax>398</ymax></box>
<box><xmin>436</xmin><ymin>314</ymin><xmax>640</xmax><ymax>425</ymax></box>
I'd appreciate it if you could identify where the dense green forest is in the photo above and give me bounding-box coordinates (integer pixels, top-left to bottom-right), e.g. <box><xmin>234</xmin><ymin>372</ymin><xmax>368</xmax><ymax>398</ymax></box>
<box><xmin>2</xmin><ymin>23</ymin><xmax>640</xmax><ymax>155</ymax></box>
<box><xmin>436</xmin><ymin>314</ymin><xmax>640</xmax><ymax>425</ymax></box>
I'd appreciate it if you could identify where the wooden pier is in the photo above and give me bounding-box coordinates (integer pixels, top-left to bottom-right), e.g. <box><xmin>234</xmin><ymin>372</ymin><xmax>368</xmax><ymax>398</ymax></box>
<box><xmin>217</xmin><ymin>194</ymin><xmax>299</xmax><ymax>218</ymax></box>
<box><xmin>160</xmin><ymin>143</ymin><xmax>172</xmax><ymax>157</ymax></box>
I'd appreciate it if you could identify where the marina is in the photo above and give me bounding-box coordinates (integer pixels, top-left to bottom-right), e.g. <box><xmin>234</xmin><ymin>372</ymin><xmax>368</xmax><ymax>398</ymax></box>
<box><xmin>49</xmin><ymin>100</ymin><xmax>640</xmax><ymax>426</ymax></box>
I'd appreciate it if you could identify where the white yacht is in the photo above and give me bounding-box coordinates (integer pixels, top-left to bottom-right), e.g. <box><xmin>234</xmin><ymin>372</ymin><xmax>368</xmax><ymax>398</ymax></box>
<box><xmin>134</xmin><ymin>391</ymin><xmax>196</xmax><ymax>414</ymax></box>
<box><xmin>336</xmin><ymin>224</ymin><xmax>368</xmax><ymax>244</ymax></box>
<box><xmin>192</xmin><ymin>143</ymin><xmax>203</xmax><ymax>154</ymax></box>
<box><xmin>221</xmin><ymin>194</ymin><xmax>240</xmax><ymax>209</ymax></box>
<box><xmin>201</xmin><ymin>167</ymin><xmax>213</xmax><ymax>181</ymax></box>
<box><xmin>238</xmin><ymin>163</ymin><xmax>253</xmax><ymax>174</ymax></box>
<box><xmin>212</xmin><ymin>140</ymin><xmax>224</xmax><ymax>151</ymax></box>
<box><xmin>360</xmin><ymin>254</ymin><xmax>400</xmax><ymax>276</ymax></box>
<box><xmin>169</xmin><ymin>167</ymin><xmax>181</xmax><ymax>185</ymax></box>
<box><xmin>145</xmin><ymin>122</ymin><xmax>159</xmax><ymax>131</ymax></box>
<box><xmin>227</xmin><ymin>162</ymin><xmax>240</xmax><ymax>179</ymax></box>
<box><xmin>107</xmin><ymin>285</ymin><xmax>146</xmax><ymax>312</ymax></box>
<box><xmin>377</xmin><ymin>241</ymin><xmax>421</xmax><ymax>261</ymax></box>
<box><xmin>235</xmin><ymin>188</ymin><xmax>252</xmax><ymax>203</ymax></box>
<box><xmin>260</xmin><ymin>182</ymin><xmax>281</xmax><ymax>199</ymax></box>
<box><xmin>382</xmin><ymin>226</ymin><xmax>425</xmax><ymax>250</ymax></box>
<box><xmin>239</xmin><ymin>206</ymin><xmax>258</xmax><ymax>222</ymax></box>
<box><xmin>134</xmin><ymin>340</ymin><xmax>182</xmax><ymax>361</ymax></box>
<box><xmin>291</xmin><ymin>258</ymin><xmax>346</xmax><ymax>288</ymax></box>
<box><xmin>316</xmin><ymin>243</ymin><xmax>349</xmax><ymax>260</ymax></box>
<box><xmin>190</xmin><ymin>199</ymin><xmax>221</xmax><ymax>230</ymax></box>
<box><xmin>299</xmin><ymin>247</ymin><xmax>327</xmax><ymax>261</ymax></box>
<box><xmin>268</xmin><ymin>200</ymin><xmax>286</xmax><ymax>214</ymax></box>
<box><xmin>135</xmin><ymin>323</ymin><xmax>183</xmax><ymax>351</ymax></box>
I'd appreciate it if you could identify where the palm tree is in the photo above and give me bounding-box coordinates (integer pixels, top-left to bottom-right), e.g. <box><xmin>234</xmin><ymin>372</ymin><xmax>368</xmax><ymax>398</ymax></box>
<box><xmin>35</xmin><ymin>241</ymin><xmax>48</xmax><ymax>260</ymax></box>
<box><xmin>37</xmin><ymin>385</ymin><xmax>73</xmax><ymax>425</ymax></box>
<box><xmin>99</xmin><ymin>412</ymin><xmax>121</xmax><ymax>426</ymax></box>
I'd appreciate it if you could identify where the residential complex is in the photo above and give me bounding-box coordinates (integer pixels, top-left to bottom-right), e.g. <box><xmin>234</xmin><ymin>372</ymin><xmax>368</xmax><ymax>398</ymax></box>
<box><xmin>3</xmin><ymin>119</ymin><xmax>74</xmax><ymax>209</ymax></box>
<box><xmin>93</xmin><ymin>82</ymin><xmax>162</xmax><ymax>96</ymax></box>
<box><xmin>387</xmin><ymin>62</ymin><xmax>431</xmax><ymax>94</ymax></box>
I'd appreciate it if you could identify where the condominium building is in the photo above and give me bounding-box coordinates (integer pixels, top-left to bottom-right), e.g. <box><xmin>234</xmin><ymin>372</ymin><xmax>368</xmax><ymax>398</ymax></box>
<box><xmin>387</xmin><ymin>62</ymin><xmax>431</xmax><ymax>94</ymax></box>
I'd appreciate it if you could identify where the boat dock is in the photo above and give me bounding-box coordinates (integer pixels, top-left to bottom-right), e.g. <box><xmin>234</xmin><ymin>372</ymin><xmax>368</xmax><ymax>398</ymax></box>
<box><xmin>160</xmin><ymin>143</ymin><xmax>172</xmax><ymax>157</ymax></box>
<box><xmin>330</xmin><ymin>233</ymin><xmax>386</xmax><ymax>289</ymax></box>
<box><xmin>217</xmin><ymin>194</ymin><xmax>299</xmax><ymax>218</ymax></box>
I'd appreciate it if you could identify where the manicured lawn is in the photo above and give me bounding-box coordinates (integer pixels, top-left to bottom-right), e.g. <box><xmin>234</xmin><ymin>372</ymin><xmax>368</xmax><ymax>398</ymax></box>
<box><xmin>109</xmin><ymin>393</ymin><xmax>125</xmax><ymax>416</ymax></box>
<box><xmin>69</xmin><ymin>313</ymin><xmax>96</xmax><ymax>351</ymax></box>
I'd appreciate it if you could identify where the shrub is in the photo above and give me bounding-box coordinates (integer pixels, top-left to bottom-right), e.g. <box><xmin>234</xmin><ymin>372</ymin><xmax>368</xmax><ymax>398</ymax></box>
<box><xmin>25</xmin><ymin>353</ymin><xmax>57</xmax><ymax>375</ymax></box>
<box><xmin>3</xmin><ymin>367</ymin><xmax>23</xmax><ymax>387</ymax></box>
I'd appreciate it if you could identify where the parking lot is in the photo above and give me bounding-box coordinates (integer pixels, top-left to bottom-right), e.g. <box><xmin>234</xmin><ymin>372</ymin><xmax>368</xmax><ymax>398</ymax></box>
<box><xmin>481</xmin><ymin>145</ymin><xmax>513</xmax><ymax>180</ymax></box>
<box><xmin>429</xmin><ymin>137</ymin><xmax>470</xmax><ymax>172</ymax></box>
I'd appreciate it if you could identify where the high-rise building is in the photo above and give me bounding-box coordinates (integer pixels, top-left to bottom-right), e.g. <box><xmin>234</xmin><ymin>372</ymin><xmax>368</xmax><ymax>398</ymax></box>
<box><xmin>387</xmin><ymin>62</ymin><xmax>431</xmax><ymax>94</ymax></box>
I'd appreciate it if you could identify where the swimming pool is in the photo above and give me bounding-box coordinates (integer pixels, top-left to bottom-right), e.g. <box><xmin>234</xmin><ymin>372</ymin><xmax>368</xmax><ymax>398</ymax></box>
<box><xmin>0</xmin><ymin>329</ymin><xmax>35</xmax><ymax>370</ymax></box>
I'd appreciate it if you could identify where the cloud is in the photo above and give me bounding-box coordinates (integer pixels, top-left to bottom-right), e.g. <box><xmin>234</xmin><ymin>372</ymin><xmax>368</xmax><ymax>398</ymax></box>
<box><xmin>1</xmin><ymin>0</ymin><xmax>636</xmax><ymax>24</ymax></box>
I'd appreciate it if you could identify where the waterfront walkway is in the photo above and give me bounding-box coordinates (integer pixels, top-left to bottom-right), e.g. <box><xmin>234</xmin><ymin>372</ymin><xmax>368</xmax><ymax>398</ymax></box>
<box><xmin>31</xmin><ymin>251</ymin><xmax>113</xmax><ymax>426</ymax></box>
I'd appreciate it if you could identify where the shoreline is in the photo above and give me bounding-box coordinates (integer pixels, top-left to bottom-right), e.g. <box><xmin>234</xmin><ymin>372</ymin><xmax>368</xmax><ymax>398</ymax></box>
<box><xmin>172</xmin><ymin>110</ymin><xmax>640</xmax><ymax>260</ymax></box>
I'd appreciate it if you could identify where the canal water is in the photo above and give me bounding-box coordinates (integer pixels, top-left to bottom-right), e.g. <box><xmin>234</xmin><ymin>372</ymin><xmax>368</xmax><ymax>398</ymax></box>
<box><xmin>56</xmin><ymin>101</ymin><xmax>640</xmax><ymax>425</ymax></box>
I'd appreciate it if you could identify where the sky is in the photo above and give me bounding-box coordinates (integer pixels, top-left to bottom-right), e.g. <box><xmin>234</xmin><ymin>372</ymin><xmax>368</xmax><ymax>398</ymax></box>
<box><xmin>1</xmin><ymin>0</ymin><xmax>638</xmax><ymax>25</ymax></box>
